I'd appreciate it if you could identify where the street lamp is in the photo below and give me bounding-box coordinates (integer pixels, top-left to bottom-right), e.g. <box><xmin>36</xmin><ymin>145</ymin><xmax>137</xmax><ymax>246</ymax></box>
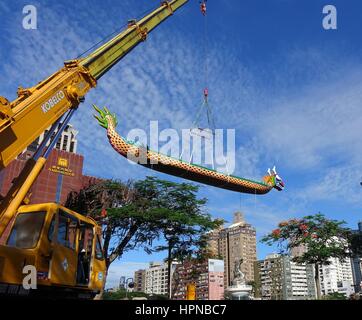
<box><xmin>125</xmin><ymin>277</ymin><xmax>134</xmax><ymax>300</ymax></box>
<box><xmin>119</xmin><ymin>276</ymin><xmax>125</xmax><ymax>290</ymax></box>
<box><xmin>165</xmin><ymin>225</ymin><xmax>176</xmax><ymax>300</ymax></box>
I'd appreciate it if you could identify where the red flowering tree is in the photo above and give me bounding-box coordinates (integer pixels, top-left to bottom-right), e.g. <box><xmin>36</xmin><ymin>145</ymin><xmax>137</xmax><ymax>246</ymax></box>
<box><xmin>261</xmin><ymin>213</ymin><xmax>352</xmax><ymax>299</ymax></box>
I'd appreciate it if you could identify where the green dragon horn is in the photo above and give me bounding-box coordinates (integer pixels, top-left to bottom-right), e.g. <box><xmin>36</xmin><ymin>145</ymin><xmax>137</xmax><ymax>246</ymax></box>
<box><xmin>93</xmin><ymin>104</ymin><xmax>118</xmax><ymax>129</ymax></box>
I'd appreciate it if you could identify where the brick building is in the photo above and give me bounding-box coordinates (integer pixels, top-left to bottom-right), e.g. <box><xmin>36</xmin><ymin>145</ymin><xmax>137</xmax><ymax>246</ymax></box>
<box><xmin>0</xmin><ymin>149</ymin><xmax>98</xmax><ymax>205</ymax></box>
<box><xmin>0</xmin><ymin>123</ymin><xmax>98</xmax><ymax>206</ymax></box>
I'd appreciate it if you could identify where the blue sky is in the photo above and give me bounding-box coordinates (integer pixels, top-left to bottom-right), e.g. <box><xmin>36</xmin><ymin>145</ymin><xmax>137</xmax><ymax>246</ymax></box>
<box><xmin>1</xmin><ymin>0</ymin><xmax>362</xmax><ymax>288</ymax></box>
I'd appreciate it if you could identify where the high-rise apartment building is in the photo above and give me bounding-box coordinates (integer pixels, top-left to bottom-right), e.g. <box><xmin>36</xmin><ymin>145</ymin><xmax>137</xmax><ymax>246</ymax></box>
<box><xmin>255</xmin><ymin>254</ymin><xmax>283</xmax><ymax>300</ymax></box>
<box><xmin>255</xmin><ymin>254</ymin><xmax>316</xmax><ymax>300</ymax></box>
<box><xmin>351</xmin><ymin>222</ymin><xmax>362</xmax><ymax>293</ymax></box>
<box><xmin>208</xmin><ymin>212</ymin><xmax>257</xmax><ymax>287</ymax></box>
<box><xmin>144</xmin><ymin>262</ymin><xmax>178</xmax><ymax>296</ymax></box>
<box><xmin>134</xmin><ymin>269</ymin><xmax>146</xmax><ymax>293</ymax></box>
<box><xmin>172</xmin><ymin>259</ymin><xmax>224</xmax><ymax>300</ymax></box>
<box><xmin>319</xmin><ymin>257</ymin><xmax>355</xmax><ymax>297</ymax></box>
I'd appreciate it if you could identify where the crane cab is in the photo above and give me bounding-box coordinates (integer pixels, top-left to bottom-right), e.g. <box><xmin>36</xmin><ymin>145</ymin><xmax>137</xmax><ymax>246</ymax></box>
<box><xmin>0</xmin><ymin>203</ymin><xmax>106</xmax><ymax>299</ymax></box>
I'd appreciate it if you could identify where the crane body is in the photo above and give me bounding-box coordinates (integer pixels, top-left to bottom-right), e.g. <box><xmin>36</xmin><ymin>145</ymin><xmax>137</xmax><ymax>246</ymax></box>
<box><xmin>0</xmin><ymin>0</ymin><xmax>189</xmax><ymax>298</ymax></box>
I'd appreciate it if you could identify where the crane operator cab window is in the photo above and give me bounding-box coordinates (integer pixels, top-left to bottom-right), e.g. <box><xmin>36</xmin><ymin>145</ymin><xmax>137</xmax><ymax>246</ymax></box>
<box><xmin>57</xmin><ymin>212</ymin><xmax>77</xmax><ymax>249</ymax></box>
<box><xmin>7</xmin><ymin>211</ymin><xmax>46</xmax><ymax>249</ymax></box>
<box><xmin>77</xmin><ymin>224</ymin><xmax>93</xmax><ymax>285</ymax></box>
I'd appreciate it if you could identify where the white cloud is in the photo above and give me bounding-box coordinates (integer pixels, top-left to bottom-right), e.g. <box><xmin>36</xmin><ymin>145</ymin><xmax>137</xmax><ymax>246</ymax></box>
<box><xmin>1</xmin><ymin>1</ymin><xmax>201</xmax><ymax>179</ymax></box>
<box><xmin>2</xmin><ymin>0</ymin><xmax>362</xmax><ymax>246</ymax></box>
<box><xmin>247</xmin><ymin>58</ymin><xmax>362</xmax><ymax>169</ymax></box>
<box><xmin>296</xmin><ymin>164</ymin><xmax>362</xmax><ymax>204</ymax></box>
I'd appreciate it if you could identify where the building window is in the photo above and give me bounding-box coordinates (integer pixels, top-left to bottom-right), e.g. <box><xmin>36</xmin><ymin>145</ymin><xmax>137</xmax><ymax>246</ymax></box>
<box><xmin>56</xmin><ymin>137</ymin><xmax>61</xmax><ymax>150</ymax></box>
<box><xmin>62</xmin><ymin>135</ymin><xmax>69</xmax><ymax>151</ymax></box>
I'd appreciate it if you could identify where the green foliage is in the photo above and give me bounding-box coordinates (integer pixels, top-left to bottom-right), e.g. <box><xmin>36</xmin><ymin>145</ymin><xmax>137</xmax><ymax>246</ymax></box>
<box><xmin>66</xmin><ymin>177</ymin><xmax>221</xmax><ymax>270</ymax></box>
<box><xmin>261</xmin><ymin>213</ymin><xmax>352</xmax><ymax>265</ymax></box>
<box><xmin>322</xmin><ymin>292</ymin><xmax>347</xmax><ymax>300</ymax></box>
<box><xmin>148</xmin><ymin>294</ymin><xmax>169</xmax><ymax>300</ymax></box>
<box><xmin>261</xmin><ymin>213</ymin><xmax>354</xmax><ymax>300</ymax></box>
<box><xmin>66</xmin><ymin>179</ymin><xmax>160</xmax><ymax>268</ymax></box>
<box><xmin>247</xmin><ymin>280</ymin><xmax>262</xmax><ymax>298</ymax></box>
<box><xmin>103</xmin><ymin>289</ymin><xmax>149</xmax><ymax>300</ymax></box>
<box><xmin>135</xmin><ymin>177</ymin><xmax>223</xmax><ymax>261</ymax></box>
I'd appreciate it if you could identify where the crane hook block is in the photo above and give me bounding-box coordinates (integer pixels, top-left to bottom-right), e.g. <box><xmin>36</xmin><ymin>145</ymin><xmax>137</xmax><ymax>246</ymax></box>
<box><xmin>200</xmin><ymin>1</ymin><xmax>207</xmax><ymax>16</ymax></box>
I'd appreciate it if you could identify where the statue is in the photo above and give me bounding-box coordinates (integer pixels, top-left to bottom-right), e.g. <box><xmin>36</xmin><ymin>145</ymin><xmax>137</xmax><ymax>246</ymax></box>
<box><xmin>226</xmin><ymin>258</ymin><xmax>253</xmax><ymax>300</ymax></box>
<box><xmin>232</xmin><ymin>258</ymin><xmax>246</xmax><ymax>286</ymax></box>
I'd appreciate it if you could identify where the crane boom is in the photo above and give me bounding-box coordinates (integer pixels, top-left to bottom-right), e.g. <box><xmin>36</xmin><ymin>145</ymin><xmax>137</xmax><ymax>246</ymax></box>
<box><xmin>0</xmin><ymin>0</ymin><xmax>188</xmax><ymax>237</ymax></box>
<box><xmin>81</xmin><ymin>0</ymin><xmax>187</xmax><ymax>80</ymax></box>
<box><xmin>0</xmin><ymin>0</ymin><xmax>188</xmax><ymax>170</ymax></box>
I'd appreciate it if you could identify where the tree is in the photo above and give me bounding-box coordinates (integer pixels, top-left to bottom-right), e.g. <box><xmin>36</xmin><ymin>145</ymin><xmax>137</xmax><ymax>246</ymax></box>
<box><xmin>103</xmin><ymin>289</ymin><xmax>166</xmax><ymax>300</ymax></box>
<box><xmin>261</xmin><ymin>213</ymin><xmax>352</xmax><ymax>299</ymax></box>
<box><xmin>66</xmin><ymin>179</ymin><xmax>161</xmax><ymax>270</ymax></box>
<box><xmin>135</xmin><ymin>177</ymin><xmax>223</xmax><ymax>299</ymax></box>
<box><xmin>66</xmin><ymin>178</ymin><xmax>172</xmax><ymax>299</ymax></box>
<box><xmin>66</xmin><ymin>177</ymin><xmax>221</xmax><ymax>299</ymax></box>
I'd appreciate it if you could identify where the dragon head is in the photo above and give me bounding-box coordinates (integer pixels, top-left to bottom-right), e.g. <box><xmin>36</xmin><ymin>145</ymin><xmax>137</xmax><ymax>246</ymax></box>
<box><xmin>93</xmin><ymin>104</ymin><xmax>118</xmax><ymax>129</ymax></box>
<box><xmin>266</xmin><ymin>166</ymin><xmax>285</xmax><ymax>191</ymax></box>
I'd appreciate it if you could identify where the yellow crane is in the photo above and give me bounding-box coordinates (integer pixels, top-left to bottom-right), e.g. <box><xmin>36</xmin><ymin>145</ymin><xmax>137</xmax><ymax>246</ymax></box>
<box><xmin>0</xmin><ymin>0</ymin><xmax>189</xmax><ymax>298</ymax></box>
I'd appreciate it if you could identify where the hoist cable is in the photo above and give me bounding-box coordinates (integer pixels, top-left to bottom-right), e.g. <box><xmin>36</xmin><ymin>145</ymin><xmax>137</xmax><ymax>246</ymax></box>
<box><xmin>76</xmin><ymin>4</ymin><xmax>160</xmax><ymax>59</ymax></box>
